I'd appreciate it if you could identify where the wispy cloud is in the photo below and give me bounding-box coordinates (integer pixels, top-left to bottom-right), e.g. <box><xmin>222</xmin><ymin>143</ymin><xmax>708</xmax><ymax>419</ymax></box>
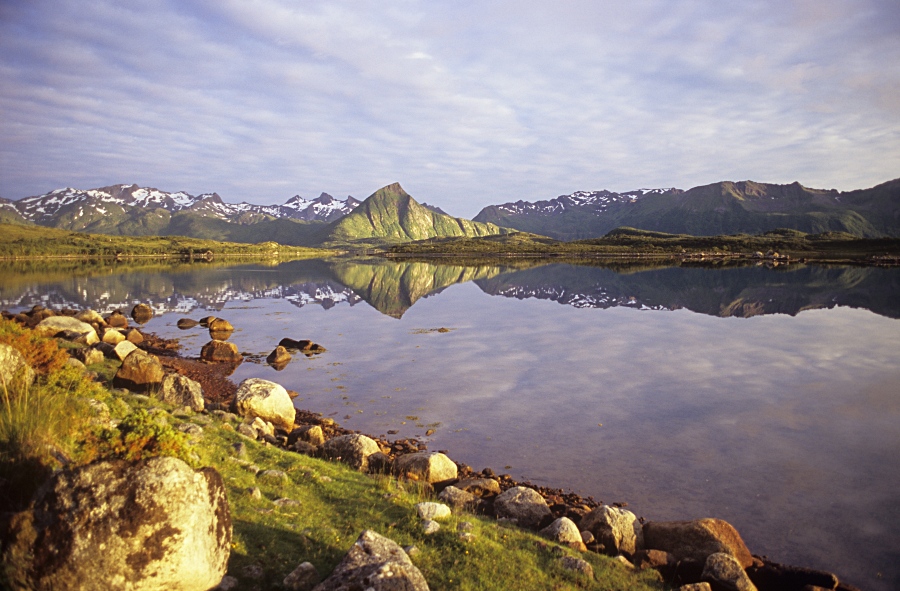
<box><xmin>1</xmin><ymin>0</ymin><xmax>898</xmax><ymax>216</ymax></box>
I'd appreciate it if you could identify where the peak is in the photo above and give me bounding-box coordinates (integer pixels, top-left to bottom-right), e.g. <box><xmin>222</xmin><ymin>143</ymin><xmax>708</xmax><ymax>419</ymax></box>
<box><xmin>375</xmin><ymin>182</ymin><xmax>407</xmax><ymax>197</ymax></box>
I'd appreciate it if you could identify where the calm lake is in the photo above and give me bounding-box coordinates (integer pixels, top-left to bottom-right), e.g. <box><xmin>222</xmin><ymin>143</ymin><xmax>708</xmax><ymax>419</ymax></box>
<box><xmin>2</xmin><ymin>258</ymin><xmax>899</xmax><ymax>591</ymax></box>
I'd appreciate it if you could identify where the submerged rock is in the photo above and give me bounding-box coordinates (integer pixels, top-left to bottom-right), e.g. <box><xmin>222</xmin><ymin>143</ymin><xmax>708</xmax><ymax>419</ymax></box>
<box><xmin>200</xmin><ymin>340</ymin><xmax>243</xmax><ymax>363</ymax></box>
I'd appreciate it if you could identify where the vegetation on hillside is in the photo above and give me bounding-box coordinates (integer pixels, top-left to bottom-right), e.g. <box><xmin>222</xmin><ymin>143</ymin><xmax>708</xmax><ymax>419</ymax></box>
<box><xmin>386</xmin><ymin>227</ymin><xmax>900</xmax><ymax>262</ymax></box>
<box><xmin>0</xmin><ymin>222</ymin><xmax>332</xmax><ymax>259</ymax></box>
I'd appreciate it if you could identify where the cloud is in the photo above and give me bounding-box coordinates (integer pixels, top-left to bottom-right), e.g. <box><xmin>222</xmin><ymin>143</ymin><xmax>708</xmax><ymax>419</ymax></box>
<box><xmin>1</xmin><ymin>0</ymin><xmax>898</xmax><ymax>215</ymax></box>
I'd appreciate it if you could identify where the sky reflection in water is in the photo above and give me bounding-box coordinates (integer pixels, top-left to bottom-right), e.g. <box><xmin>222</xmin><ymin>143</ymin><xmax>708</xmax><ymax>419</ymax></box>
<box><xmin>4</xmin><ymin>259</ymin><xmax>898</xmax><ymax>590</ymax></box>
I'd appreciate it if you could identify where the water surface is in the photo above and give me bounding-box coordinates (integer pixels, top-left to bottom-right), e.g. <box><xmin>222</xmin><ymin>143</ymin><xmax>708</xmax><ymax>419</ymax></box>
<box><xmin>3</xmin><ymin>258</ymin><xmax>898</xmax><ymax>590</ymax></box>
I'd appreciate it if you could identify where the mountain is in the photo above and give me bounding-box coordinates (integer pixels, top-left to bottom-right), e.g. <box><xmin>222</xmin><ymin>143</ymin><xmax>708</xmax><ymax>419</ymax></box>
<box><xmin>323</xmin><ymin>182</ymin><xmax>508</xmax><ymax>246</ymax></box>
<box><xmin>0</xmin><ymin>197</ymin><xmax>28</xmax><ymax>224</ymax></box>
<box><xmin>9</xmin><ymin>184</ymin><xmax>360</xmax><ymax>234</ymax></box>
<box><xmin>474</xmin><ymin>179</ymin><xmax>900</xmax><ymax>239</ymax></box>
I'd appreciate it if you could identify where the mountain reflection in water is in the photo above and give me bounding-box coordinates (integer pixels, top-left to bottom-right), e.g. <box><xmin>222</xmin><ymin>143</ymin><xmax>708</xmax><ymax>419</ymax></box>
<box><xmin>1</xmin><ymin>257</ymin><xmax>899</xmax><ymax>591</ymax></box>
<box><xmin>2</xmin><ymin>258</ymin><xmax>898</xmax><ymax>320</ymax></box>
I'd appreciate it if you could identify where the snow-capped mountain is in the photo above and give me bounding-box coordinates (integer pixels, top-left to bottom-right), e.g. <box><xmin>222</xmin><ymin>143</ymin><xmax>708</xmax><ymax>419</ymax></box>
<box><xmin>483</xmin><ymin>188</ymin><xmax>678</xmax><ymax>217</ymax></box>
<box><xmin>9</xmin><ymin>184</ymin><xmax>360</xmax><ymax>227</ymax></box>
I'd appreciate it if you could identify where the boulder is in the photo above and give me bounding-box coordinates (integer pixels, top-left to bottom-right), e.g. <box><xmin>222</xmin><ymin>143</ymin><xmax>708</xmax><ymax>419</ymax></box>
<box><xmin>157</xmin><ymin>374</ymin><xmax>205</xmax><ymax>412</ymax></box>
<box><xmin>455</xmin><ymin>477</ymin><xmax>501</xmax><ymax>497</ymax></box>
<box><xmin>113</xmin><ymin>349</ymin><xmax>164</xmax><ymax>393</ymax></box>
<box><xmin>267</xmin><ymin>346</ymin><xmax>292</xmax><ymax>366</ymax></box>
<box><xmin>200</xmin><ymin>340</ymin><xmax>243</xmax><ymax>363</ymax></box>
<box><xmin>125</xmin><ymin>328</ymin><xmax>145</xmax><ymax>344</ymax></box>
<box><xmin>105</xmin><ymin>311</ymin><xmax>129</xmax><ymax>328</ymax></box>
<box><xmin>322</xmin><ymin>434</ymin><xmax>381</xmax><ymax>472</ymax></box>
<box><xmin>676</xmin><ymin>584</ymin><xmax>711</xmax><ymax>591</ymax></box>
<box><xmin>580</xmin><ymin>505</ymin><xmax>644</xmax><ymax>555</ymax></box>
<box><xmin>312</xmin><ymin>530</ymin><xmax>428</xmax><ymax>591</ymax></box>
<box><xmin>70</xmin><ymin>346</ymin><xmax>105</xmax><ymax>366</ymax></box>
<box><xmin>746</xmin><ymin>560</ymin><xmax>839</xmax><ymax>591</ymax></box>
<box><xmin>208</xmin><ymin>318</ymin><xmax>233</xmax><ymax>332</ymax></box>
<box><xmin>558</xmin><ymin>556</ymin><xmax>594</xmax><ymax>579</ymax></box>
<box><xmin>34</xmin><ymin>316</ymin><xmax>99</xmax><ymax>345</ymax></box>
<box><xmin>392</xmin><ymin>452</ymin><xmax>458</xmax><ymax>485</ymax></box>
<box><xmin>14</xmin><ymin>457</ymin><xmax>231</xmax><ymax>591</ymax></box>
<box><xmin>131</xmin><ymin>303</ymin><xmax>154</xmax><ymax>324</ymax></box>
<box><xmin>366</xmin><ymin>452</ymin><xmax>392</xmax><ymax>474</ymax></box>
<box><xmin>0</xmin><ymin>343</ymin><xmax>35</xmax><ymax>390</ymax></box>
<box><xmin>702</xmin><ymin>553</ymin><xmax>757</xmax><ymax>591</ymax></box>
<box><xmin>110</xmin><ymin>340</ymin><xmax>139</xmax><ymax>361</ymax></box>
<box><xmin>437</xmin><ymin>486</ymin><xmax>476</xmax><ymax>510</ymax></box>
<box><xmin>284</xmin><ymin>561</ymin><xmax>320</xmax><ymax>591</ymax></box>
<box><xmin>643</xmin><ymin>518</ymin><xmax>754</xmax><ymax>569</ymax></box>
<box><xmin>540</xmin><ymin>517</ymin><xmax>587</xmax><ymax>551</ymax></box>
<box><xmin>177</xmin><ymin>318</ymin><xmax>199</xmax><ymax>329</ymax></box>
<box><xmin>493</xmin><ymin>486</ymin><xmax>552</xmax><ymax>529</ymax></box>
<box><xmin>288</xmin><ymin>425</ymin><xmax>325</xmax><ymax>446</ymax></box>
<box><xmin>233</xmin><ymin>378</ymin><xmax>295</xmax><ymax>431</ymax></box>
<box><xmin>415</xmin><ymin>502</ymin><xmax>451</xmax><ymax>521</ymax></box>
<box><xmin>75</xmin><ymin>309</ymin><xmax>104</xmax><ymax>325</ymax></box>
<box><xmin>101</xmin><ymin>328</ymin><xmax>126</xmax><ymax>345</ymax></box>
<box><xmin>279</xmin><ymin>338</ymin><xmax>313</xmax><ymax>350</ymax></box>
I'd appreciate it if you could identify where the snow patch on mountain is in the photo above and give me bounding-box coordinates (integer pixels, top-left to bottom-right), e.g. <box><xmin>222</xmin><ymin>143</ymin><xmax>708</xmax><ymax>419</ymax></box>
<box><xmin>490</xmin><ymin>188</ymin><xmax>678</xmax><ymax>217</ymax></box>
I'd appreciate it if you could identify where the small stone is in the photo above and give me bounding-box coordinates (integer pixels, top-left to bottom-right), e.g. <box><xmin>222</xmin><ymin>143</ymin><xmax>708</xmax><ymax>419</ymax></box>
<box><xmin>283</xmin><ymin>561</ymin><xmax>319</xmax><ymax>591</ymax></box>
<box><xmin>457</xmin><ymin>521</ymin><xmax>474</xmax><ymax>532</ymax></box>
<box><xmin>274</xmin><ymin>498</ymin><xmax>302</xmax><ymax>508</ymax></box>
<box><xmin>213</xmin><ymin>575</ymin><xmax>239</xmax><ymax>591</ymax></box>
<box><xmin>458</xmin><ymin>532</ymin><xmax>475</xmax><ymax>543</ymax></box>
<box><xmin>456</xmin><ymin>477</ymin><xmax>501</xmax><ymax>497</ymax></box>
<box><xmin>200</xmin><ymin>340</ymin><xmax>242</xmax><ymax>363</ymax></box>
<box><xmin>559</xmin><ymin>556</ymin><xmax>594</xmax><ymax>579</ymax></box>
<box><xmin>237</xmin><ymin>423</ymin><xmax>258</xmax><ymax>439</ymax></box>
<box><xmin>232</xmin><ymin>442</ymin><xmax>247</xmax><ymax>457</ymax></box>
<box><xmin>438</xmin><ymin>485</ymin><xmax>476</xmax><ymax>510</ymax></box>
<box><xmin>175</xmin><ymin>423</ymin><xmax>203</xmax><ymax>435</ymax></box>
<box><xmin>403</xmin><ymin>545</ymin><xmax>420</xmax><ymax>557</ymax></box>
<box><xmin>702</xmin><ymin>553</ymin><xmax>757</xmax><ymax>591</ymax></box>
<box><xmin>288</xmin><ymin>425</ymin><xmax>325</xmax><ymax>446</ymax></box>
<box><xmin>177</xmin><ymin>318</ymin><xmax>199</xmax><ymax>329</ymax></box>
<box><xmin>101</xmin><ymin>328</ymin><xmax>126</xmax><ymax>345</ymax></box>
<box><xmin>580</xmin><ymin>530</ymin><xmax>595</xmax><ymax>544</ymax></box>
<box><xmin>267</xmin><ymin>345</ymin><xmax>292</xmax><ymax>366</ymax></box>
<box><xmin>248</xmin><ymin>487</ymin><xmax>262</xmax><ymax>499</ymax></box>
<box><xmin>676</xmin><ymin>584</ymin><xmax>712</xmax><ymax>591</ymax></box>
<box><xmin>541</xmin><ymin>517</ymin><xmax>587</xmax><ymax>551</ymax></box>
<box><xmin>208</xmin><ymin>318</ymin><xmax>234</xmax><ymax>332</ymax></box>
<box><xmin>242</xmin><ymin>564</ymin><xmax>264</xmax><ymax>579</ymax></box>
<box><xmin>415</xmin><ymin>502</ymin><xmax>451</xmax><ymax>521</ymax></box>
<box><xmin>421</xmin><ymin>520</ymin><xmax>441</xmax><ymax>535</ymax></box>
<box><xmin>257</xmin><ymin>470</ymin><xmax>288</xmax><ymax>483</ymax></box>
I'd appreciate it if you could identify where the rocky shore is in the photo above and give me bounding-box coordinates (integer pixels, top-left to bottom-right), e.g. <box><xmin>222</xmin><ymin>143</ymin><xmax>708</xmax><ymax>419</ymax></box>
<box><xmin>0</xmin><ymin>303</ymin><xmax>864</xmax><ymax>591</ymax></box>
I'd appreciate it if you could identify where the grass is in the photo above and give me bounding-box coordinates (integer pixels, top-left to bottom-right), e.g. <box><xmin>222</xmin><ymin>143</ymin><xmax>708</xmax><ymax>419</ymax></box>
<box><xmin>0</xmin><ymin>222</ymin><xmax>333</xmax><ymax>259</ymax></box>
<box><xmin>385</xmin><ymin>227</ymin><xmax>900</xmax><ymax>263</ymax></box>
<box><xmin>0</xmin><ymin>321</ymin><xmax>665</xmax><ymax>590</ymax></box>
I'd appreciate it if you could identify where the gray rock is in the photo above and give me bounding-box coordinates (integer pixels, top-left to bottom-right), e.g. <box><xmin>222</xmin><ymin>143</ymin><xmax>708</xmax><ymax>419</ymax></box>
<box><xmin>643</xmin><ymin>518</ymin><xmax>754</xmax><ymax>568</ymax></box>
<box><xmin>34</xmin><ymin>316</ymin><xmax>99</xmax><ymax>345</ymax></box>
<box><xmin>421</xmin><ymin>519</ymin><xmax>441</xmax><ymax>535</ymax></box>
<box><xmin>70</xmin><ymin>346</ymin><xmax>105</xmax><ymax>366</ymax></box>
<box><xmin>392</xmin><ymin>451</ymin><xmax>458</xmax><ymax>485</ymax></box>
<box><xmin>248</xmin><ymin>487</ymin><xmax>262</xmax><ymax>499</ymax></box>
<box><xmin>702</xmin><ymin>553</ymin><xmax>758</xmax><ymax>591</ymax></box>
<box><xmin>110</xmin><ymin>339</ymin><xmax>139</xmax><ymax>361</ymax></box>
<box><xmin>112</xmin><ymin>349</ymin><xmax>164</xmax><ymax>393</ymax></box>
<box><xmin>455</xmin><ymin>477</ymin><xmax>501</xmax><ymax>497</ymax></box>
<box><xmin>580</xmin><ymin>530</ymin><xmax>595</xmax><ymax>544</ymax></box>
<box><xmin>250</xmin><ymin>416</ymin><xmax>275</xmax><ymax>437</ymax></box>
<box><xmin>438</xmin><ymin>485</ymin><xmax>476</xmax><ymax>510</ymax></box>
<box><xmin>101</xmin><ymin>327</ymin><xmax>126</xmax><ymax>345</ymax></box>
<box><xmin>234</xmin><ymin>378</ymin><xmax>295</xmax><ymax>431</ymax></box>
<box><xmin>312</xmin><ymin>530</ymin><xmax>429</xmax><ymax>591</ymax></box>
<box><xmin>12</xmin><ymin>457</ymin><xmax>231</xmax><ymax>591</ymax></box>
<box><xmin>105</xmin><ymin>310</ymin><xmax>129</xmax><ymax>328</ymax></box>
<box><xmin>415</xmin><ymin>502</ymin><xmax>451</xmax><ymax>521</ymax></box>
<box><xmin>0</xmin><ymin>343</ymin><xmax>35</xmax><ymax>391</ymax></box>
<box><xmin>213</xmin><ymin>575</ymin><xmax>239</xmax><ymax>591</ymax></box>
<box><xmin>157</xmin><ymin>374</ymin><xmax>205</xmax><ymax>412</ymax></box>
<box><xmin>289</xmin><ymin>424</ymin><xmax>325</xmax><ymax>446</ymax></box>
<box><xmin>558</xmin><ymin>556</ymin><xmax>594</xmax><ymax>579</ymax></box>
<box><xmin>676</xmin><ymin>584</ymin><xmax>712</xmax><ymax>591</ymax></box>
<box><xmin>322</xmin><ymin>434</ymin><xmax>381</xmax><ymax>472</ymax></box>
<box><xmin>200</xmin><ymin>339</ymin><xmax>242</xmax><ymax>363</ymax></box>
<box><xmin>541</xmin><ymin>517</ymin><xmax>587</xmax><ymax>551</ymax></box>
<box><xmin>580</xmin><ymin>505</ymin><xmax>644</xmax><ymax>555</ymax></box>
<box><xmin>176</xmin><ymin>422</ymin><xmax>204</xmax><ymax>435</ymax></box>
<box><xmin>75</xmin><ymin>309</ymin><xmax>104</xmax><ymax>325</ymax></box>
<box><xmin>237</xmin><ymin>422</ymin><xmax>258</xmax><ymax>439</ymax></box>
<box><xmin>284</xmin><ymin>561</ymin><xmax>320</xmax><ymax>591</ymax></box>
<box><xmin>267</xmin><ymin>345</ymin><xmax>292</xmax><ymax>366</ymax></box>
<box><xmin>493</xmin><ymin>486</ymin><xmax>552</xmax><ymax>529</ymax></box>
<box><xmin>366</xmin><ymin>452</ymin><xmax>393</xmax><ymax>474</ymax></box>
<box><xmin>274</xmin><ymin>498</ymin><xmax>302</xmax><ymax>508</ymax></box>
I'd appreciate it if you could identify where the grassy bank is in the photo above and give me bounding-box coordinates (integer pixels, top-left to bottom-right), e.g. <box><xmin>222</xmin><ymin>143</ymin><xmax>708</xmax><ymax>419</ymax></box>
<box><xmin>0</xmin><ymin>223</ymin><xmax>333</xmax><ymax>259</ymax></box>
<box><xmin>0</xmin><ymin>321</ymin><xmax>664</xmax><ymax>590</ymax></box>
<box><xmin>385</xmin><ymin>227</ymin><xmax>900</xmax><ymax>263</ymax></box>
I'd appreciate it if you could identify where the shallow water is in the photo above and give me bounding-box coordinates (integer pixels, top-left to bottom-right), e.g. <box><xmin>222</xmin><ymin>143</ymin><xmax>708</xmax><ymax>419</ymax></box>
<box><xmin>3</xmin><ymin>258</ymin><xmax>899</xmax><ymax>590</ymax></box>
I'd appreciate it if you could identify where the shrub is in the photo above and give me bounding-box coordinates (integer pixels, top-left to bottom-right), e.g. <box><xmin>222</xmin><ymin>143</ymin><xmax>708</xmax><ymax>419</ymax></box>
<box><xmin>79</xmin><ymin>409</ymin><xmax>192</xmax><ymax>464</ymax></box>
<box><xmin>0</xmin><ymin>318</ymin><xmax>67</xmax><ymax>374</ymax></box>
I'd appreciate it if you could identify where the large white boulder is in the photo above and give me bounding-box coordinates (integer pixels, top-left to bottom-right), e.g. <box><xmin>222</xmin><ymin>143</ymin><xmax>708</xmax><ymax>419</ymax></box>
<box><xmin>322</xmin><ymin>434</ymin><xmax>381</xmax><ymax>472</ymax></box>
<box><xmin>14</xmin><ymin>456</ymin><xmax>232</xmax><ymax>590</ymax></box>
<box><xmin>233</xmin><ymin>378</ymin><xmax>295</xmax><ymax>431</ymax></box>
<box><xmin>493</xmin><ymin>486</ymin><xmax>551</xmax><ymax>529</ymax></box>
<box><xmin>34</xmin><ymin>316</ymin><xmax>99</xmax><ymax>345</ymax></box>
<box><xmin>392</xmin><ymin>452</ymin><xmax>458</xmax><ymax>485</ymax></box>
<box><xmin>0</xmin><ymin>343</ymin><xmax>35</xmax><ymax>390</ymax></box>
<box><xmin>580</xmin><ymin>505</ymin><xmax>644</xmax><ymax>555</ymax></box>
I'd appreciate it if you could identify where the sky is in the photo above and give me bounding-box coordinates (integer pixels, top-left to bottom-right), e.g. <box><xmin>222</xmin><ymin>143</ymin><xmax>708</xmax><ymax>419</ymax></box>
<box><xmin>1</xmin><ymin>0</ymin><xmax>899</xmax><ymax>218</ymax></box>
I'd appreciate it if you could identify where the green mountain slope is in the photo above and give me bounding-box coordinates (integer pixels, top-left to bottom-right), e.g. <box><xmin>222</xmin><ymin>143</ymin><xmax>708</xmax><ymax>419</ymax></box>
<box><xmin>325</xmin><ymin>183</ymin><xmax>508</xmax><ymax>246</ymax></box>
